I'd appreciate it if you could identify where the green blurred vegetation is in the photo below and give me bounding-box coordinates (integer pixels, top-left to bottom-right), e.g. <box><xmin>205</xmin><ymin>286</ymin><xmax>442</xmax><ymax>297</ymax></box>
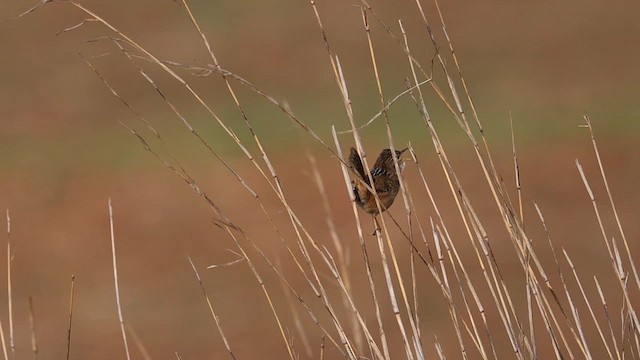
<box><xmin>2</xmin><ymin>0</ymin><xmax>639</xmax><ymax>175</ymax></box>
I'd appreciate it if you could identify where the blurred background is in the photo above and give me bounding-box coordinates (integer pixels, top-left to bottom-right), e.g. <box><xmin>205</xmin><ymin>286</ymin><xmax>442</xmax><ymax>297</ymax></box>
<box><xmin>0</xmin><ymin>0</ymin><xmax>639</xmax><ymax>358</ymax></box>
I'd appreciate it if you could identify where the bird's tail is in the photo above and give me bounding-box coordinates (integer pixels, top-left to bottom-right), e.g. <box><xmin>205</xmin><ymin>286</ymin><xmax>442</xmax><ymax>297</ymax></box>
<box><xmin>348</xmin><ymin>148</ymin><xmax>370</xmax><ymax>202</ymax></box>
<box><xmin>348</xmin><ymin>147</ymin><xmax>366</xmax><ymax>179</ymax></box>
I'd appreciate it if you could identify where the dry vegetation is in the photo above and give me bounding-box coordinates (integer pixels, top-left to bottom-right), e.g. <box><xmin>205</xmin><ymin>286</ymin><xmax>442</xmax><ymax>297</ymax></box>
<box><xmin>5</xmin><ymin>0</ymin><xmax>639</xmax><ymax>359</ymax></box>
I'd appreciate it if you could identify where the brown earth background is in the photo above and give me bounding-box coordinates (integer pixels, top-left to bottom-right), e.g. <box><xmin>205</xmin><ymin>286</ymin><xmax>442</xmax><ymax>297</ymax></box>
<box><xmin>1</xmin><ymin>0</ymin><xmax>639</xmax><ymax>359</ymax></box>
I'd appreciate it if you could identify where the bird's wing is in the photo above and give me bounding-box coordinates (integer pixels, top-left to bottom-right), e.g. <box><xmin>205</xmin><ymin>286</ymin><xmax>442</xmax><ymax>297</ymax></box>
<box><xmin>373</xmin><ymin>176</ymin><xmax>391</xmax><ymax>193</ymax></box>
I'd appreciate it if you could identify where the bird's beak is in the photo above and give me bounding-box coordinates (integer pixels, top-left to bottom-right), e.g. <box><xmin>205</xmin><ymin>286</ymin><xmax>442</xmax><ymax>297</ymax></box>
<box><xmin>397</xmin><ymin>148</ymin><xmax>409</xmax><ymax>171</ymax></box>
<box><xmin>397</xmin><ymin>148</ymin><xmax>409</xmax><ymax>161</ymax></box>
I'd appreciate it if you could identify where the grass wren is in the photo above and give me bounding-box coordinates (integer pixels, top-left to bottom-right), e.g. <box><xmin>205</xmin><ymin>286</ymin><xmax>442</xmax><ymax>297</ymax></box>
<box><xmin>348</xmin><ymin>147</ymin><xmax>408</xmax><ymax>215</ymax></box>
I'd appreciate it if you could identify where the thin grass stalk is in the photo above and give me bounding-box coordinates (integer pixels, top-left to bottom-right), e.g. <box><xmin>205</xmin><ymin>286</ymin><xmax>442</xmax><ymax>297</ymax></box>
<box><xmin>576</xmin><ymin>161</ymin><xmax>640</xmax><ymax>335</ymax></box>
<box><xmin>434</xmin><ymin>337</ymin><xmax>446</xmax><ymax>360</ymax></box>
<box><xmin>621</xmin><ymin>274</ymin><xmax>638</xmax><ymax>358</ymax></box>
<box><xmin>108</xmin><ymin>200</ymin><xmax>132</xmax><ymax>360</ymax></box>
<box><xmin>611</xmin><ymin>239</ymin><xmax>640</xmax><ymax>354</ymax></box>
<box><xmin>619</xmin><ymin>299</ymin><xmax>631</xmax><ymax>358</ymax></box>
<box><xmin>408</xmin><ymin>238</ymin><xmax>423</xmax><ymax>359</ymax></box>
<box><xmin>534</xmin><ymin>204</ymin><xmax>592</xmax><ymax>358</ymax></box>
<box><xmin>227</xmin><ymin>231</ymin><xmax>305</xmax><ymax>359</ymax></box>
<box><xmin>460</xmin><ymin>187</ymin><xmax>527</xmax><ymax>358</ymax></box>
<box><xmin>398</xmin><ymin>178</ymin><xmax>427</xmax><ymax>351</ymax></box>
<box><xmin>232</xmin><ymin>234</ymin><xmax>350</xmax><ymax>358</ymax></box>
<box><xmin>4</xmin><ymin>210</ymin><xmax>13</xmax><ymax>360</ymax></box>
<box><xmin>432</xmin><ymin>221</ymin><xmax>470</xmax><ymax>359</ymax></box>
<box><xmin>509</xmin><ymin>114</ymin><xmax>524</xmax><ymax>225</ymax></box>
<box><xmin>581</xmin><ymin>115</ymin><xmax>639</xmax><ymax>292</ymax></box>
<box><xmin>307</xmin><ymin>152</ymin><xmax>364</xmax><ymax>352</ymax></box>
<box><xmin>276</xmin><ymin>258</ymin><xmax>313</xmax><ymax>358</ymax></box>
<box><xmin>188</xmin><ymin>257</ymin><xmax>237</xmax><ymax>360</ymax></box>
<box><xmin>318</xmin><ymin>247</ymin><xmax>381</xmax><ymax>360</ymax></box>
<box><xmin>126</xmin><ymin>324</ymin><xmax>153</xmax><ymax>360</ymax></box>
<box><xmin>529</xmin><ymin>282</ymin><xmax>566</xmax><ymax>359</ymax></box>
<box><xmin>28</xmin><ymin>297</ymin><xmax>38</xmax><ymax>360</ymax></box>
<box><xmin>510</xmin><ymin>115</ymin><xmax>536</xmax><ymax>359</ymax></box>
<box><xmin>65</xmin><ymin>275</ymin><xmax>75</xmax><ymax>360</ymax></box>
<box><xmin>339</xmin><ymin>78</ymin><xmax>432</xmax><ymax>135</ymax></box>
<box><xmin>371</xmin><ymin>217</ymin><xmax>415</xmax><ymax>360</ymax></box>
<box><xmin>510</xmin><ymin>115</ymin><xmax>536</xmax><ymax>358</ymax></box>
<box><xmin>562</xmin><ymin>252</ymin><xmax>593</xmax><ymax>359</ymax></box>
<box><xmin>525</xmin><ymin>250</ymin><xmax>536</xmax><ymax>360</ymax></box>
<box><xmin>563</xmin><ymin>251</ymin><xmax>614</xmax><ymax>359</ymax></box>
<box><xmin>437</xmin><ymin>221</ymin><xmax>495</xmax><ymax>360</ymax></box>
<box><xmin>497</xmin><ymin>275</ymin><xmax>535</xmax><ymax>359</ymax></box>
<box><xmin>229</xmin><ymin>223</ymin><xmax>319</xmax><ymax>359</ymax></box>
<box><xmin>531</xmin><ymin>206</ymin><xmax>613</xmax><ymax>357</ymax></box>
<box><xmin>403</xmin><ymin>148</ymin><xmax>435</xmax><ymax>266</ymax></box>
<box><xmin>0</xmin><ymin>316</ymin><xmax>6</xmax><ymax>360</ymax></box>
<box><xmin>594</xmin><ymin>277</ymin><xmax>622</xmax><ymax>359</ymax></box>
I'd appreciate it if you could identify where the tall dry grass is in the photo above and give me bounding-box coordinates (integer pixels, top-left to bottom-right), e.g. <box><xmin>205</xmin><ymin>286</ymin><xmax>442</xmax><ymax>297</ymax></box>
<box><xmin>11</xmin><ymin>0</ymin><xmax>639</xmax><ymax>359</ymax></box>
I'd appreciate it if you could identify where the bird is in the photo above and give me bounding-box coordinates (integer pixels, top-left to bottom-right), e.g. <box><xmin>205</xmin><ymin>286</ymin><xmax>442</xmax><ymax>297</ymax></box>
<box><xmin>347</xmin><ymin>147</ymin><xmax>408</xmax><ymax>215</ymax></box>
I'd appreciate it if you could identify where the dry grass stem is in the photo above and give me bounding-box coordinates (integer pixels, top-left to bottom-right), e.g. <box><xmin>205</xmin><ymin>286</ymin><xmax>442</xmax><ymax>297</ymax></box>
<box><xmin>188</xmin><ymin>256</ymin><xmax>237</xmax><ymax>360</ymax></box>
<box><xmin>5</xmin><ymin>210</ymin><xmax>14</xmax><ymax>360</ymax></box>
<box><xmin>65</xmin><ymin>275</ymin><xmax>75</xmax><ymax>360</ymax></box>
<box><xmin>108</xmin><ymin>200</ymin><xmax>132</xmax><ymax>360</ymax></box>
<box><xmin>28</xmin><ymin>297</ymin><xmax>38</xmax><ymax>360</ymax></box>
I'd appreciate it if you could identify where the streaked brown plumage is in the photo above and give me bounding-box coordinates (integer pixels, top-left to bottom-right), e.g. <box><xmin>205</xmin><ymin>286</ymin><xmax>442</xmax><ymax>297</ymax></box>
<box><xmin>348</xmin><ymin>147</ymin><xmax>407</xmax><ymax>215</ymax></box>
